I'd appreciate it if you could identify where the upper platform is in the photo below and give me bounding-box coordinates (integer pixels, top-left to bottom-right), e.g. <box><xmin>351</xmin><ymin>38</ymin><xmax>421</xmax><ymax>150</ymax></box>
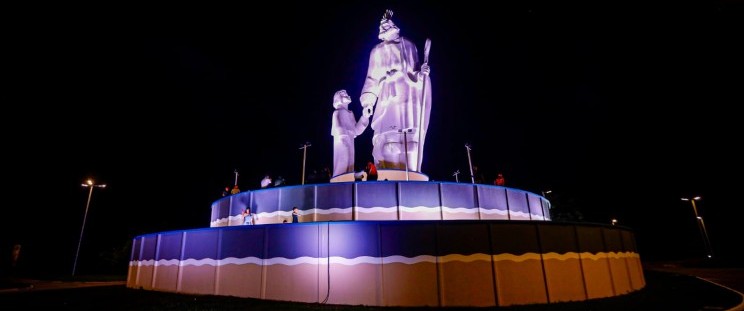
<box><xmin>211</xmin><ymin>181</ymin><xmax>551</xmax><ymax>227</ymax></box>
<box><xmin>330</xmin><ymin>169</ymin><xmax>429</xmax><ymax>182</ymax></box>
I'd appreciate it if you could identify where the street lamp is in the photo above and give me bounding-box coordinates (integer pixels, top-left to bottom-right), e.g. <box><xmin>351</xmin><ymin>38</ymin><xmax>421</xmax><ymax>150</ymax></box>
<box><xmin>299</xmin><ymin>142</ymin><xmax>311</xmax><ymax>185</ymax></box>
<box><xmin>397</xmin><ymin>128</ymin><xmax>413</xmax><ymax>181</ymax></box>
<box><xmin>453</xmin><ymin>170</ymin><xmax>460</xmax><ymax>183</ymax></box>
<box><xmin>73</xmin><ymin>179</ymin><xmax>106</xmax><ymax>276</ymax></box>
<box><xmin>681</xmin><ymin>196</ymin><xmax>713</xmax><ymax>258</ymax></box>
<box><xmin>541</xmin><ymin>190</ymin><xmax>552</xmax><ymax>197</ymax></box>
<box><xmin>465</xmin><ymin>143</ymin><xmax>474</xmax><ymax>184</ymax></box>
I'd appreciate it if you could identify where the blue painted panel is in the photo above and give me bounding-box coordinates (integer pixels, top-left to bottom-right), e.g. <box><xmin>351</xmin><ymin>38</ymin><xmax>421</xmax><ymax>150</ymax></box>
<box><xmin>380</xmin><ymin>222</ymin><xmax>436</xmax><ymax>257</ymax></box>
<box><xmin>182</xmin><ymin>230</ymin><xmax>219</xmax><ymax>260</ymax></box>
<box><xmin>279</xmin><ymin>186</ymin><xmax>315</xmax><ymax>212</ymax></box>
<box><xmin>437</xmin><ymin>222</ymin><xmax>491</xmax><ymax>255</ymax></box>
<box><xmin>399</xmin><ymin>182</ymin><xmax>440</xmax><ymax>208</ymax></box>
<box><xmin>140</xmin><ymin>235</ymin><xmax>158</xmax><ymax>261</ymax></box>
<box><xmin>316</xmin><ymin>183</ymin><xmax>353</xmax><ymax>210</ymax></box>
<box><xmin>220</xmin><ymin>226</ymin><xmax>266</xmax><ymax>259</ymax></box>
<box><xmin>528</xmin><ymin>194</ymin><xmax>544</xmax><ymax>219</ymax></box>
<box><xmin>491</xmin><ymin>223</ymin><xmax>541</xmax><ymax>255</ymax></box>
<box><xmin>440</xmin><ymin>183</ymin><xmax>476</xmax><ymax>209</ymax></box>
<box><xmin>156</xmin><ymin>232</ymin><xmax>183</xmax><ymax>260</ymax></box>
<box><xmin>477</xmin><ymin>186</ymin><xmax>508</xmax><ymax>211</ymax></box>
<box><xmin>506</xmin><ymin>189</ymin><xmax>529</xmax><ymax>216</ymax></box>
<box><xmin>328</xmin><ymin>222</ymin><xmax>380</xmax><ymax>258</ymax></box>
<box><xmin>230</xmin><ymin>193</ymin><xmax>251</xmax><ymax>216</ymax></box>
<box><xmin>356</xmin><ymin>182</ymin><xmax>397</xmax><ymax>208</ymax></box>
<box><xmin>252</xmin><ymin>188</ymin><xmax>280</xmax><ymax>214</ymax></box>
<box><xmin>266</xmin><ymin>224</ymin><xmax>320</xmax><ymax>259</ymax></box>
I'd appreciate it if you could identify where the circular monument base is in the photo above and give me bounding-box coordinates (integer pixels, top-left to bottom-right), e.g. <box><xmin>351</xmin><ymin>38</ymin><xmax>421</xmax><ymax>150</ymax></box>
<box><xmin>331</xmin><ymin>169</ymin><xmax>429</xmax><ymax>182</ymax></box>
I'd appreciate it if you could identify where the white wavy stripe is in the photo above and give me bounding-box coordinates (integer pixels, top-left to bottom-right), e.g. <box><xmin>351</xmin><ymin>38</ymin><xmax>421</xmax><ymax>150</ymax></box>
<box><xmin>355</xmin><ymin>206</ymin><xmax>398</xmax><ymax>214</ymax></box>
<box><xmin>440</xmin><ymin>253</ymin><xmax>492</xmax><ymax>263</ymax></box>
<box><xmin>399</xmin><ymin>206</ymin><xmax>440</xmax><ymax>213</ymax></box>
<box><xmin>479</xmin><ymin>208</ymin><xmax>509</xmax><ymax>215</ymax></box>
<box><xmin>508</xmin><ymin>210</ymin><xmax>531</xmax><ymax>218</ymax></box>
<box><xmin>180</xmin><ymin>258</ymin><xmax>218</xmax><ymax>266</ymax></box>
<box><xmin>309</xmin><ymin>208</ymin><xmax>353</xmax><ymax>215</ymax></box>
<box><xmin>219</xmin><ymin>257</ymin><xmax>264</xmax><ymax>265</ymax></box>
<box><xmin>542</xmin><ymin>252</ymin><xmax>582</xmax><ymax>260</ymax></box>
<box><xmin>492</xmin><ymin>253</ymin><xmax>544</xmax><ymax>262</ymax></box>
<box><xmin>382</xmin><ymin>255</ymin><xmax>438</xmax><ymax>264</ymax></box>
<box><xmin>530</xmin><ymin>214</ymin><xmax>546</xmax><ymax>220</ymax></box>
<box><xmin>441</xmin><ymin>206</ymin><xmax>480</xmax><ymax>214</ymax></box>
<box><xmin>130</xmin><ymin>252</ymin><xmax>640</xmax><ymax>267</ymax></box>
<box><xmin>155</xmin><ymin>259</ymin><xmax>180</xmax><ymax>267</ymax></box>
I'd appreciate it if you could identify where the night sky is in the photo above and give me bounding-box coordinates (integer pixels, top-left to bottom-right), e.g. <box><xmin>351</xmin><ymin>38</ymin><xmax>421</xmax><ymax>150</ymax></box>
<box><xmin>4</xmin><ymin>2</ymin><xmax>742</xmax><ymax>275</ymax></box>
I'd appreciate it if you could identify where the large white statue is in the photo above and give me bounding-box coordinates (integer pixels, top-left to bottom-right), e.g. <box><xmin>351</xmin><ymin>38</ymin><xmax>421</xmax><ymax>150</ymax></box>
<box><xmin>360</xmin><ymin>10</ymin><xmax>431</xmax><ymax>171</ymax></box>
<box><xmin>331</xmin><ymin>89</ymin><xmax>370</xmax><ymax>177</ymax></box>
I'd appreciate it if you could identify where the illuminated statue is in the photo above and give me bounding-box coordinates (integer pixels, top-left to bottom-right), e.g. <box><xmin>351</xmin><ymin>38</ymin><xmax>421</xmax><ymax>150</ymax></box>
<box><xmin>361</xmin><ymin>10</ymin><xmax>431</xmax><ymax>171</ymax></box>
<box><xmin>331</xmin><ymin>89</ymin><xmax>371</xmax><ymax>177</ymax></box>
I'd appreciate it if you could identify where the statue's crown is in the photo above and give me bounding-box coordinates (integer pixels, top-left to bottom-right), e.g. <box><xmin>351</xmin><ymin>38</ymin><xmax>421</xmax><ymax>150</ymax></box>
<box><xmin>382</xmin><ymin>9</ymin><xmax>393</xmax><ymax>22</ymax></box>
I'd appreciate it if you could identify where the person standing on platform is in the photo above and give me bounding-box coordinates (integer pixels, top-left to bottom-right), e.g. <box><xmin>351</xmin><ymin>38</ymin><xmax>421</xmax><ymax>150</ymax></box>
<box><xmin>242</xmin><ymin>207</ymin><xmax>256</xmax><ymax>225</ymax></box>
<box><xmin>292</xmin><ymin>206</ymin><xmax>300</xmax><ymax>223</ymax></box>
<box><xmin>260</xmin><ymin>175</ymin><xmax>272</xmax><ymax>188</ymax></box>
<box><xmin>494</xmin><ymin>173</ymin><xmax>505</xmax><ymax>186</ymax></box>
<box><xmin>365</xmin><ymin>161</ymin><xmax>378</xmax><ymax>181</ymax></box>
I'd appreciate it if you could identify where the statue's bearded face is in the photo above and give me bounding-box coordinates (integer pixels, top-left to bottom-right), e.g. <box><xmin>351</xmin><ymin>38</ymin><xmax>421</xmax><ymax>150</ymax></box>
<box><xmin>378</xmin><ymin>19</ymin><xmax>400</xmax><ymax>41</ymax></box>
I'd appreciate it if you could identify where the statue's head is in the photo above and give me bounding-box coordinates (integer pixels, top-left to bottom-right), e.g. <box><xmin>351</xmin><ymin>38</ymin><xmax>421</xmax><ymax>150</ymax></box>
<box><xmin>333</xmin><ymin>89</ymin><xmax>351</xmax><ymax>109</ymax></box>
<box><xmin>378</xmin><ymin>9</ymin><xmax>400</xmax><ymax>41</ymax></box>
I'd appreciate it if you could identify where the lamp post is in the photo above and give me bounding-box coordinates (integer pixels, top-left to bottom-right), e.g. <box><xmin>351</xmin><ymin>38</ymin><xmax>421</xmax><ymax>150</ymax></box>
<box><xmin>73</xmin><ymin>179</ymin><xmax>106</xmax><ymax>276</ymax></box>
<box><xmin>299</xmin><ymin>142</ymin><xmax>311</xmax><ymax>185</ymax></box>
<box><xmin>453</xmin><ymin>170</ymin><xmax>460</xmax><ymax>183</ymax></box>
<box><xmin>681</xmin><ymin>196</ymin><xmax>713</xmax><ymax>258</ymax></box>
<box><xmin>465</xmin><ymin>143</ymin><xmax>475</xmax><ymax>184</ymax></box>
<box><xmin>397</xmin><ymin>128</ymin><xmax>413</xmax><ymax>181</ymax></box>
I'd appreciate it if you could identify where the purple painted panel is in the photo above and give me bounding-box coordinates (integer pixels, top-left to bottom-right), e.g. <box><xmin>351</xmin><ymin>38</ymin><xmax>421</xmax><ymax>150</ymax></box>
<box><xmin>437</xmin><ymin>222</ymin><xmax>491</xmax><ymax>255</ymax></box>
<box><xmin>506</xmin><ymin>189</ymin><xmax>529</xmax><ymax>216</ymax></box>
<box><xmin>156</xmin><ymin>232</ymin><xmax>183</xmax><ymax>260</ymax></box>
<box><xmin>131</xmin><ymin>237</ymin><xmax>142</xmax><ymax>261</ymax></box>
<box><xmin>252</xmin><ymin>188</ymin><xmax>279</xmax><ymax>215</ymax></box>
<box><xmin>356</xmin><ymin>182</ymin><xmax>397</xmax><ymax>208</ymax></box>
<box><xmin>477</xmin><ymin>186</ymin><xmax>508</xmax><ymax>211</ymax></box>
<box><xmin>279</xmin><ymin>186</ymin><xmax>315</xmax><ymax>212</ymax></box>
<box><xmin>380</xmin><ymin>222</ymin><xmax>436</xmax><ymax>257</ymax></box>
<box><xmin>182</xmin><ymin>230</ymin><xmax>219</xmax><ymax>260</ymax></box>
<box><xmin>399</xmin><ymin>182</ymin><xmax>440</xmax><ymax>208</ymax></box>
<box><xmin>140</xmin><ymin>235</ymin><xmax>158</xmax><ymax>261</ymax></box>
<box><xmin>528</xmin><ymin>194</ymin><xmax>544</xmax><ymax>219</ymax></box>
<box><xmin>316</xmin><ymin>183</ymin><xmax>353</xmax><ymax>210</ymax></box>
<box><xmin>230</xmin><ymin>192</ymin><xmax>251</xmax><ymax>216</ymax></box>
<box><xmin>328</xmin><ymin>222</ymin><xmax>380</xmax><ymax>258</ymax></box>
<box><xmin>220</xmin><ymin>226</ymin><xmax>266</xmax><ymax>259</ymax></box>
<box><xmin>440</xmin><ymin>183</ymin><xmax>476</xmax><ymax>209</ymax></box>
<box><xmin>266</xmin><ymin>224</ymin><xmax>320</xmax><ymax>259</ymax></box>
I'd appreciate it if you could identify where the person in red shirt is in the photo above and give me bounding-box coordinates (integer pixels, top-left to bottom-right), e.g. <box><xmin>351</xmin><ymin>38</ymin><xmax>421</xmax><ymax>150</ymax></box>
<box><xmin>365</xmin><ymin>161</ymin><xmax>378</xmax><ymax>181</ymax></box>
<box><xmin>494</xmin><ymin>173</ymin><xmax>505</xmax><ymax>186</ymax></box>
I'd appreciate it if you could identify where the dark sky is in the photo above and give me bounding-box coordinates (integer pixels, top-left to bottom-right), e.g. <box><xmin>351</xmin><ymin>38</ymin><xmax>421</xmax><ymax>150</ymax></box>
<box><xmin>4</xmin><ymin>2</ymin><xmax>742</xmax><ymax>274</ymax></box>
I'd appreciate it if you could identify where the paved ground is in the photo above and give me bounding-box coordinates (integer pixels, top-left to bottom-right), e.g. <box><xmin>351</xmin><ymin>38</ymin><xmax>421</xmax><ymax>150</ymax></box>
<box><xmin>0</xmin><ymin>278</ymin><xmax>125</xmax><ymax>293</ymax></box>
<box><xmin>1</xmin><ymin>264</ymin><xmax>742</xmax><ymax>310</ymax></box>
<box><xmin>645</xmin><ymin>262</ymin><xmax>744</xmax><ymax>294</ymax></box>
